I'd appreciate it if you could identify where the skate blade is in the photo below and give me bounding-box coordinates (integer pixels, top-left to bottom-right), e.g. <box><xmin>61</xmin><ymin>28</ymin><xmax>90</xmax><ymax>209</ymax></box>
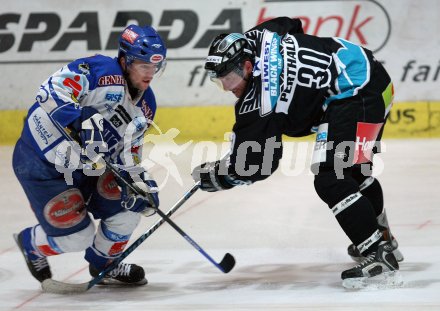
<box><xmin>342</xmin><ymin>271</ymin><xmax>404</xmax><ymax>290</ymax></box>
<box><xmin>96</xmin><ymin>277</ymin><xmax>148</xmax><ymax>286</ymax></box>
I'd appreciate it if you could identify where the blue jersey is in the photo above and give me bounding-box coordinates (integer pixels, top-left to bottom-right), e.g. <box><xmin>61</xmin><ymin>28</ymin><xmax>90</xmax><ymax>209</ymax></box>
<box><xmin>20</xmin><ymin>54</ymin><xmax>157</xmax><ymax>168</ymax></box>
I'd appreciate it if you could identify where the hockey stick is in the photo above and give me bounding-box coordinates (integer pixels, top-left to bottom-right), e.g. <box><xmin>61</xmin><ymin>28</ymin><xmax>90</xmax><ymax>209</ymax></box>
<box><xmin>41</xmin><ymin>124</ymin><xmax>234</xmax><ymax>292</ymax></box>
<box><xmin>56</xmin><ymin>122</ymin><xmax>234</xmax><ymax>274</ymax></box>
<box><xmin>100</xmin><ymin>157</ymin><xmax>235</xmax><ymax>274</ymax></box>
<box><xmin>41</xmin><ymin>182</ymin><xmax>204</xmax><ymax>294</ymax></box>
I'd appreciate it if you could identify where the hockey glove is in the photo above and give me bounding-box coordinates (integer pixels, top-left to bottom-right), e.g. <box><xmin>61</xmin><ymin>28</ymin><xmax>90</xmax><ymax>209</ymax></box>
<box><xmin>71</xmin><ymin>106</ymin><xmax>107</xmax><ymax>169</ymax></box>
<box><xmin>192</xmin><ymin>160</ymin><xmax>234</xmax><ymax>192</ymax></box>
<box><xmin>118</xmin><ymin>170</ymin><xmax>159</xmax><ymax>216</ymax></box>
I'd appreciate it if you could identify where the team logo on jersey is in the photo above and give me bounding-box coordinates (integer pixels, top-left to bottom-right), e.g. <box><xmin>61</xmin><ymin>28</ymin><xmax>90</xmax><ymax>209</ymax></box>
<box><xmin>121</xmin><ymin>28</ymin><xmax>139</xmax><ymax>44</ymax></box>
<box><xmin>110</xmin><ymin>114</ymin><xmax>123</xmax><ymax>128</ymax></box>
<box><xmin>78</xmin><ymin>63</ymin><xmax>90</xmax><ymax>75</ymax></box>
<box><xmin>43</xmin><ymin>189</ymin><xmax>87</xmax><ymax>229</ymax></box>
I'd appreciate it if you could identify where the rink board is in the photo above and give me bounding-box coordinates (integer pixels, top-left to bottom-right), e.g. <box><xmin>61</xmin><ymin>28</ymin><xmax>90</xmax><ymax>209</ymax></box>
<box><xmin>1</xmin><ymin>102</ymin><xmax>440</xmax><ymax>145</ymax></box>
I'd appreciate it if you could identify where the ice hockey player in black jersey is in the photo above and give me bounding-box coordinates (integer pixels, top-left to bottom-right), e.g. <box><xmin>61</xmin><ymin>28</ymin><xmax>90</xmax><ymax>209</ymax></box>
<box><xmin>192</xmin><ymin>17</ymin><xmax>404</xmax><ymax>287</ymax></box>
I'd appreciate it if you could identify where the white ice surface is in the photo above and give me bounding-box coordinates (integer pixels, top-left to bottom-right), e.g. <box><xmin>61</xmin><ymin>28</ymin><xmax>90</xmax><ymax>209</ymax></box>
<box><xmin>0</xmin><ymin>139</ymin><xmax>439</xmax><ymax>310</ymax></box>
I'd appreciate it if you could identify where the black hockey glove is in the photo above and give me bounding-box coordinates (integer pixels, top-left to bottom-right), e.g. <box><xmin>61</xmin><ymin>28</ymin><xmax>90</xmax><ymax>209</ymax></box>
<box><xmin>192</xmin><ymin>160</ymin><xmax>234</xmax><ymax>192</ymax></box>
<box><xmin>117</xmin><ymin>168</ymin><xmax>159</xmax><ymax>216</ymax></box>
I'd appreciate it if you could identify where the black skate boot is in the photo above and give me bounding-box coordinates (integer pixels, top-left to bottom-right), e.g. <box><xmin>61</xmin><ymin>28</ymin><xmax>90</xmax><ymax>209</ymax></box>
<box><xmin>347</xmin><ymin>210</ymin><xmax>404</xmax><ymax>263</ymax></box>
<box><xmin>90</xmin><ymin>262</ymin><xmax>148</xmax><ymax>286</ymax></box>
<box><xmin>347</xmin><ymin>238</ymin><xmax>403</xmax><ymax>263</ymax></box>
<box><xmin>342</xmin><ymin>241</ymin><xmax>402</xmax><ymax>289</ymax></box>
<box><xmin>13</xmin><ymin>232</ymin><xmax>52</xmax><ymax>282</ymax></box>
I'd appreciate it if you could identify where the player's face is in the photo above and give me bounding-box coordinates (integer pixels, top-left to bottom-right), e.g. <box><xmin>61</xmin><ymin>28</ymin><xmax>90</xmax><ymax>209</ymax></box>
<box><xmin>125</xmin><ymin>60</ymin><xmax>159</xmax><ymax>91</ymax></box>
<box><xmin>215</xmin><ymin>61</ymin><xmax>252</xmax><ymax>98</ymax></box>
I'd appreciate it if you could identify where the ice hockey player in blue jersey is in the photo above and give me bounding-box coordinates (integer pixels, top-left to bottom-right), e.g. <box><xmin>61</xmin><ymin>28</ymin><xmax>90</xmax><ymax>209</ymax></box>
<box><xmin>13</xmin><ymin>24</ymin><xmax>167</xmax><ymax>286</ymax></box>
<box><xmin>192</xmin><ymin>17</ymin><xmax>404</xmax><ymax>287</ymax></box>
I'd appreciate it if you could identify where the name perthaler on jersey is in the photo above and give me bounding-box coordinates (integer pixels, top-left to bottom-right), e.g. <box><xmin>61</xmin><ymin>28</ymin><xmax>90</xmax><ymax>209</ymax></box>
<box><xmin>278</xmin><ymin>35</ymin><xmax>297</xmax><ymax>106</ymax></box>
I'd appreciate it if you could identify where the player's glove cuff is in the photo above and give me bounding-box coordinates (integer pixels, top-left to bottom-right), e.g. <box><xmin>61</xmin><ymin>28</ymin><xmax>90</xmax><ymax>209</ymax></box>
<box><xmin>192</xmin><ymin>160</ymin><xmax>234</xmax><ymax>192</ymax></box>
<box><xmin>118</xmin><ymin>169</ymin><xmax>159</xmax><ymax>216</ymax></box>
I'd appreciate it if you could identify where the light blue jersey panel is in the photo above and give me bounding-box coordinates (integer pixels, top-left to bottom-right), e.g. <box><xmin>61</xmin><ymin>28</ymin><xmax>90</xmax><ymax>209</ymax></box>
<box><xmin>324</xmin><ymin>38</ymin><xmax>370</xmax><ymax>108</ymax></box>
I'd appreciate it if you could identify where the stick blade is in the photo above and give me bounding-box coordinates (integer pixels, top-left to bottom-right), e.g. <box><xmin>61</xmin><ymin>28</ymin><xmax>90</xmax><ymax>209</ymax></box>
<box><xmin>219</xmin><ymin>253</ymin><xmax>235</xmax><ymax>273</ymax></box>
<box><xmin>41</xmin><ymin>279</ymin><xmax>90</xmax><ymax>294</ymax></box>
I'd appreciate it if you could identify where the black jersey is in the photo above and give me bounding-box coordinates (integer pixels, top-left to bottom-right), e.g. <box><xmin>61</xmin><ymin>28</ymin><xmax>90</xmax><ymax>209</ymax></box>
<box><xmin>227</xmin><ymin>17</ymin><xmax>383</xmax><ymax>184</ymax></box>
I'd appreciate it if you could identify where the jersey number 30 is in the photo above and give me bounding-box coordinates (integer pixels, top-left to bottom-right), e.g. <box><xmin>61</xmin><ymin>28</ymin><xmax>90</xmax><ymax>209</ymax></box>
<box><xmin>297</xmin><ymin>48</ymin><xmax>332</xmax><ymax>89</ymax></box>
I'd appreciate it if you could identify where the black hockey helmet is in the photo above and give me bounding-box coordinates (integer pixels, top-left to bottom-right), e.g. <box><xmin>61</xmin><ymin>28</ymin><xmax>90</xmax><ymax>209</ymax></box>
<box><xmin>205</xmin><ymin>33</ymin><xmax>253</xmax><ymax>78</ymax></box>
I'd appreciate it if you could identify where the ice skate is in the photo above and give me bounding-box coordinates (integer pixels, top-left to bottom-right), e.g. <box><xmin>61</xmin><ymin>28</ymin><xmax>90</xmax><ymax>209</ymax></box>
<box><xmin>342</xmin><ymin>241</ymin><xmax>403</xmax><ymax>289</ymax></box>
<box><xmin>348</xmin><ymin>210</ymin><xmax>404</xmax><ymax>263</ymax></box>
<box><xmin>347</xmin><ymin>237</ymin><xmax>404</xmax><ymax>263</ymax></box>
<box><xmin>13</xmin><ymin>232</ymin><xmax>52</xmax><ymax>282</ymax></box>
<box><xmin>89</xmin><ymin>262</ymin><xmax>148</xmax><ymax>286</ymax></box>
